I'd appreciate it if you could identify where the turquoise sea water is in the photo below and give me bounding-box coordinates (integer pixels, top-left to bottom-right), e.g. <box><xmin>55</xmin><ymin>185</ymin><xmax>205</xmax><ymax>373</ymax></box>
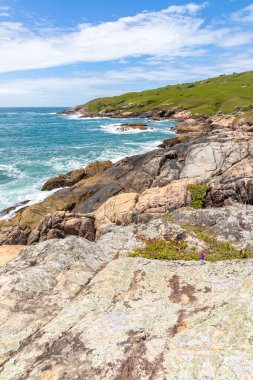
<box><xmin>0</xmin><ymin>107</ymin><xmax>176</xmax><ymax>215</ymax></box>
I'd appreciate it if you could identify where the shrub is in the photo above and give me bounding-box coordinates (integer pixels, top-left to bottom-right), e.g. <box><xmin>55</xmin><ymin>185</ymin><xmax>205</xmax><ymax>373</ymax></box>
<box><xmin>130</xmin><ymin>231</ymin><xmax>253</xmax><ymax>262</ymax></box>
<box><xmin>187</xmin><ymin>184</ymin><xmax>208</xmax><ymax>209</ymax></box>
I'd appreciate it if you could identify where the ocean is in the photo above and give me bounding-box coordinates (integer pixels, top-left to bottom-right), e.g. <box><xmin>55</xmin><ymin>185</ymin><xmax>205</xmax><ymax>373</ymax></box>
<box><xmin>0</xmin><ymin>107</ymin><xmax>176</xmax><ymax>216</ymax></box>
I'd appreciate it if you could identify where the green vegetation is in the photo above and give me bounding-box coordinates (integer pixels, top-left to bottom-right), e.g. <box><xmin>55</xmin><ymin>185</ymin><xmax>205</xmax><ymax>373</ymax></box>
<box><xmin>130</xmin><ymin>229</ymin><xmax>253</xmax><ymax>262</ymax></box>
<box><xmin>187</xmin><ymin>184</ymin><xmax>208</xmax><ymax>209</ymax></box>
<box><xmin>82</xmin><ymin>71</ymin><xmax>253</xmax><ymax>120</ymax></box>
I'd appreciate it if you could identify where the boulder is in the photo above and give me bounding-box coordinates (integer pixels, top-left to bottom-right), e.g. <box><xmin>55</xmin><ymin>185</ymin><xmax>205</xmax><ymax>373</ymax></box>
<box><xmin>94</xmin><ymin>179</ymin><xmax>192</xmax><ymax>231</ymax></box>
<box><xmin>27</xmin><ymin>211</ymin><xmax>96</xmax><ymax>244</ymax></box>
<box><xmin>42</xmin><ymin>160</ymin><xmax>112</xmax><ymax>191</ymax></box>
<box><xmin>1</xmin><ymin>240</ymin><xmax>253</xmax><ymax>378</ymax></box>
<box><xmin>206</xmin><ymin>179</ymin><xmax>253</xmax><ymax>207</ymax></box>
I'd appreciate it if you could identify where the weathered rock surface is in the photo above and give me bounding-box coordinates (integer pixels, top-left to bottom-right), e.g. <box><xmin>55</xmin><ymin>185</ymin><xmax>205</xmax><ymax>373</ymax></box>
<box><xmin>171</xmin><ymin>205</ymin><xmax>253</xmax><ymax>248</ymax></box>
<box><xmin>42</xmin><ymin>160</ymin><xmax>112</xmax><ymax>191</ymax></box>
<box><xmin>27</xmin><ymin>211</ymin><xmax>95</xmax><ymax>244</ymax></box>
<box><xmin>1</xmin><ymin>237</ymin><xmax>253</xmax><ymax>379</ymax></box>
<box><xmin>206</xmin><ymin>178</ymin><xmax>253</xmax><ymax>207</ymax></box>
<box><xmin>0</xmin><ymin>245</ymin><xmax>24</xmax><ymax>265</ymax></box>
<box><xmin>94</xmin><ymin>179</ymin><xmax>192</xmax><ymax>231</ymax></box>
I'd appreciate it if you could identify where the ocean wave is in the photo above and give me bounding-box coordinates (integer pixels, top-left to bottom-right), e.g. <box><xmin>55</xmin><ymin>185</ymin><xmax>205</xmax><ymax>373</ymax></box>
<box><xmin>0</xmin><ymin>164</ymin><xmax>27</xmax><ymax>180</ymax></box>
<box><xmin>0</xmin><ymin>186</ymin><xmax>57</xmax><ymax>221</ymax></box>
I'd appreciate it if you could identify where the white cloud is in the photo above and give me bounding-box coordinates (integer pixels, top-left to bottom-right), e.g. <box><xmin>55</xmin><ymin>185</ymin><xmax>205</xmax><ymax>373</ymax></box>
<box><xmin>0</xmin><ymin>2</ymin><xmax>245</xmax><ymax>74</ymax></box>
<box><xmin>0</xmin><ymin>5</ymin><xmax>11</xmax><ymax>17</ymax></box>
<box><xmin>0</xmin><ymin>51</ymin><xmax>252</xmax><ymax>106</ymax></box>
<box><xmin>232</xmin><ymin>4</ymin><xmax>253</xmax><ymax>22</ymax></box>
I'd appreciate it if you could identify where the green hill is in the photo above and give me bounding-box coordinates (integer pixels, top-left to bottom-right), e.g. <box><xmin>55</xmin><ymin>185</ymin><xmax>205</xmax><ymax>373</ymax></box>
<box><xmin>82</xmin><ymin>71</ymin><xmax>253</xmax><ymax>120</ymax></box>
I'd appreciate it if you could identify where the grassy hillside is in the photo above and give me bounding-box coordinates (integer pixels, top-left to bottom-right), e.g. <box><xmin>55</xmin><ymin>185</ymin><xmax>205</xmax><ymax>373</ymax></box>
<box><xmin>83</xmin><ymin>71</ymin><xmax>253</xmax><ymax>119</ymax></box>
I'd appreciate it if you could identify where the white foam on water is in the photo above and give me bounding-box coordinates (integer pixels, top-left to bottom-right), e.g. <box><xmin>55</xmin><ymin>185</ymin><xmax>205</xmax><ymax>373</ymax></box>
<box><xmin>100</xmin><ymin>123</ymin><xmax>156</xmax><ymax>134</ymax></box>
<box><xmin>0</xmin><ymin>163</ymin><xmax>27</xmax><ymax>180</ymax></box>
<box><xmin>0</xmin><ymin>186</ymin><xmax>58</xmax><ymax>221</ymax></box>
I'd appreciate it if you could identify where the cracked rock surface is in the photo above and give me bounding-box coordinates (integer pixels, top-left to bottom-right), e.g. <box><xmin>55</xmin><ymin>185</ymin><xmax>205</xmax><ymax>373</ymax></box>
<box><xmin>0</xmin><ymin>237</ymin><xmax>253</xmax><ymax>379</ymax></box>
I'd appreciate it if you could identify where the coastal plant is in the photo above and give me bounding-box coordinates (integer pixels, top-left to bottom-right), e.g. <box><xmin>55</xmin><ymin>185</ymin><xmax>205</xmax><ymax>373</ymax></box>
<box><xmin>187</xmin><ymin>183</ymin><xmax>208</xmax><ymax>209</ymax></box>
<box><xmin>130</xmin><ymin>231</ymin><xmax>252</xmax><ymax>262</ymax></box>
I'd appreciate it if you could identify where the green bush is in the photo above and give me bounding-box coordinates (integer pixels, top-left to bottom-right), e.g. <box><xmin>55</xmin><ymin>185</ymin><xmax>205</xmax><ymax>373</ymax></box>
<box><xmin>187</xmin><ymin>183</ymin><xmax>208</xmax><ymax>209</ymax></box>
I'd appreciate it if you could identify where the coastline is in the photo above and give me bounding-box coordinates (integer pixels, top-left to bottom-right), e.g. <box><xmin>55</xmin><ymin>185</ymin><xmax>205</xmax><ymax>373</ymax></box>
<box><xmin>0</xmin><ymin>111</ymin><xmax>176</xmax><ymax>218</ymax></box>
<box><xmin>1</xmin><ymin>106</ymin><xmax>253</xmax><ymax>246</ymax></box>
<box><xmin>0</xmin><ymin>107</ymin><xmax>247</xmax><ymax>224</ymax></box>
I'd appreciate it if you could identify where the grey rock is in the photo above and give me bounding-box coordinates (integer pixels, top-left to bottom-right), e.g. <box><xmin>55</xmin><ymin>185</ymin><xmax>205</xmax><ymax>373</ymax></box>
<box><xmin>1</xmin><ymin>246</ymin><xmax>253</xmax><ymax>379</ymax></box>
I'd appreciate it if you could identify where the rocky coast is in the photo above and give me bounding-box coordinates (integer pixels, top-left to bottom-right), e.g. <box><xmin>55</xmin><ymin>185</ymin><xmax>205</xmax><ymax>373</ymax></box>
<box><xmin>1</xmin><ymin>106</ymin><xmax>253</xmax><ymax>378</ymax></box>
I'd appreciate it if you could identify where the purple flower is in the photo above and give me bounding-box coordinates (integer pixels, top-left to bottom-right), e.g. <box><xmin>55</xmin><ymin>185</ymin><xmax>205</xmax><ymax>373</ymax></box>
<box><xmin>200</xmin><ymin>253</ymin><xmax>206</xmax><ymax>260</ymax></box>
<box><xmin>148</xmin><ymin>237</ymin><xmax>153</xmax><ymax>243</ymax></box>
<box><xmin>135</xmin><ymin>235</ymin><xmax>140</xmax><ymax>241</ymax></box>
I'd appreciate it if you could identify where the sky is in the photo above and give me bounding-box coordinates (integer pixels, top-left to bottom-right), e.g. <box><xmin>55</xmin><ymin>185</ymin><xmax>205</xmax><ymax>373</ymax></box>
<box><xmin>0</xmin><ymin>0</ymin><xmax>253</xmax><ymax>106</ymax></box>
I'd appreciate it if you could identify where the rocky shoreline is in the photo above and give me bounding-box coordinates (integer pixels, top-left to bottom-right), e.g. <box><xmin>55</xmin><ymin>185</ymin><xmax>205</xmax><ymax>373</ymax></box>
<box><xmin>1</xmin><ymin>108</ymin><xmax>253</xmax><ymax>378</ymax></box>
<box><xmin>1</xmin><ymin>109</ymin><xmax>253</xmax><ymax>246</ymax></box>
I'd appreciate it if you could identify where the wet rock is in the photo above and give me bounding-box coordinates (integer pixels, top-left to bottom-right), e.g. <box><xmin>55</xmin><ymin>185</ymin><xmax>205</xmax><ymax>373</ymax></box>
<box><xmin>0</xmin><ymin>200</ymin><xmax>30</xmax><ymax>218</ymax></box>
<box><xmin>117</xmin><ymin>123</ymin><xmax>148</xmax><ymax>131</ymax></box>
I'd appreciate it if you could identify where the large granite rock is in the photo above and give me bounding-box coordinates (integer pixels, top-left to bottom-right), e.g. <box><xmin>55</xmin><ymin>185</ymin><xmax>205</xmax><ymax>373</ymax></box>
<box><xmin>42</xmin><ymin>160</ymin><xmax>112</xmax><ymax>191</ymax></box>
<box><xmin>94</xmin><ymin>179</ymin><xmax>192</xmax><ymax>231</ymax></box>
<box><xmin>27</xmin><ymin>211</ymin><xmax>96</xmax><ymax>244</ymax></box>
<box><xmin>0</xmin><ymin>237</ymin><xmax>253</xmax><ymax>379</ymax></box>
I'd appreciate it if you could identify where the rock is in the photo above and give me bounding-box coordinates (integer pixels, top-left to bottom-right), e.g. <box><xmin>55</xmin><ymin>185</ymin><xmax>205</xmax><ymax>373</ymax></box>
<box><xmin>0</xmin><ymin>200</ymin><xmax>30</xmax><ymax>218</ymax></box>
<box><xmin>158</xmin><ymin>134</ymin><xmax>192</xmax><ymax>148</ymax></box>
<box><xmin>211</xmin><ymin>114</ymin><xmax>236</xmax><ymax>128</ymax></box>
<box><xmin>171</xmin><ymin>204</ymin><xmax>253</xmax><ymax>248</ymax></box>
<box><xmin>94</xmin><ymin>179</ymin><xmax>193</xmax><ymax>231</ymax></box>
<box><xmin>174</xmin><ymin>121</ymin><xmax>210</xmax><ymax>134</ymax></box>
<box><xmin>1</xmin><ymin>242</ymin><xmax>253</xmax><ymax>378</ymax></box>
<box><xmin>117</xmin><ymin>123</ymin><xmax>148</xmax><ymax>132</ymax></box>
<box><xmin>96</xmin><ymin>217</ymin><xmax>206</xmax><ymax>258</ymax></box>
<box><xmin>205</xmin><ymin>178</ymin><xmax>253</xmax><ymax>207</ymax></box>
<box><xmin>2</xmin><ymin>129</ymin><xmax>253</xmax><ymax>245</ymax></box>
<box><xmin>27</xmin><ymin>211</ymin><xmax>95</xmax><ymax>244</ymax></box>
<box><xmin>42</xmin><ymin>160</ymin><xmax>112</xmax><ymax>191</ymax></box>
<box><xmin>57</xmin><ymin>105</ymin><xmax>90</xmax><ymax>117</ymax></box>
<box><xmin>0</xmin><ymin>245</ymin><xmax>24</xmax><ymax>265</ymax></box>
<box><xmin>0</xmin><ymin>224</ymin><xmax>28</xmax><ymax>246</ymax></box>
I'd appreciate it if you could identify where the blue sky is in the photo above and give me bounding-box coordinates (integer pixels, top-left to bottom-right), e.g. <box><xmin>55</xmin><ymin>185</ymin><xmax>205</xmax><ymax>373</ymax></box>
<box><xmin>0</xmin><ymin>0</ymin><xmax>253</xmax><ymax>106</ymax></box>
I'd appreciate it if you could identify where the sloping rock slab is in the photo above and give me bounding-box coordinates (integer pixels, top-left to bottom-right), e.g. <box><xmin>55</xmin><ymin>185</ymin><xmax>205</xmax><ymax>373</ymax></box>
<box><xmin>1</xmin><ymin>250</ymin><xmax>253</xmax><ymax>378</ymax></box>
<box><xmin>0</xmin><ymin>236</ymin><xmax>110</xmax><ymax>370</ymax></box>
<box><xmin>171</xmin><ymin>205</ymin><xmax>253</xmax><ymax>248</ymax></box>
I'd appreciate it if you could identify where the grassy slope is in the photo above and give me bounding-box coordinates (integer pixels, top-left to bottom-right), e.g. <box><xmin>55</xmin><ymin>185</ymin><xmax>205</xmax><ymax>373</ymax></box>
<box><xmin>83</xmin><ymin>71</ymin><xmax>253</xmax><ymax>119</ymax></box>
